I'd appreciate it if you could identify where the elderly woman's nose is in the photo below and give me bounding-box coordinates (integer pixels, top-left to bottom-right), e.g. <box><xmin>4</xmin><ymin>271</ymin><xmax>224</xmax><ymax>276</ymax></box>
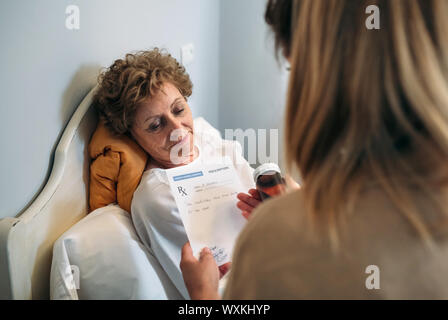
<box><xmin>168</xmin><ymin>117</ymin><xmax>183</xmax><ymax>131</ymax></box>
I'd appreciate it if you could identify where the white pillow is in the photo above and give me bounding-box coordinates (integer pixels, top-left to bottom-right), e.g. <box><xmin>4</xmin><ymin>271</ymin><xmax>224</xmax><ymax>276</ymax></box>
<box><xmin>50</xmin><ymin>204</ymin><xmax>183</xmax><ymax>300</ymax></box>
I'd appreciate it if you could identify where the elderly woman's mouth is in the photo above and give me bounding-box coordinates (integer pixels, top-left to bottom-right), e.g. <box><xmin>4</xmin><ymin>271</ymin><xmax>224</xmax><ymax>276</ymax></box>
<box><xmin>177</xmin><ymin>135</ymin><xmax>190</xmax><ymax>146</ymax></box>
<box><xmin>170</xmin><ymin>133</ymin><xmax>193</xmax><ymax>149</ymax></box>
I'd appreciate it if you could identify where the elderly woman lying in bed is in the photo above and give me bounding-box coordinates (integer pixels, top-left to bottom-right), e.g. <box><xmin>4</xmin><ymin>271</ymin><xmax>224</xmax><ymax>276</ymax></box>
<box><xmin>92</xmin><ymin>49</ymin><xmax>260</xmax><ymax>299</ymax></box>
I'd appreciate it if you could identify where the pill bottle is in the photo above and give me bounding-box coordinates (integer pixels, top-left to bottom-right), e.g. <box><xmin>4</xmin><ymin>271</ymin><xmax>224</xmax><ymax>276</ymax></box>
<box><xmin>253</xmin><ymin>163</ymin><xmax>286</xmax><ymax>201</ymax></box>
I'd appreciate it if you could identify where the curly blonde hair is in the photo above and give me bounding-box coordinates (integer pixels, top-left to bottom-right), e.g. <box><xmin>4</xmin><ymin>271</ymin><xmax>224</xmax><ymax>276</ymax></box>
<box><xmin>94</xmin><ymin>48</ymin><xmax>193</xmax><ymax>135</ymax></box>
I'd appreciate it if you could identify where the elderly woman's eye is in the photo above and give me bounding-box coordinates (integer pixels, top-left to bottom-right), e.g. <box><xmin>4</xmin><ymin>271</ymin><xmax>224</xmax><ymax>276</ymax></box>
<box><xmin>174</xmin><ymin>108</ymin><xmax>184</xmax><ymax>115</ymax></box>
<box><xmin>148</xmin><ymin>122</ymin><xmax>161</xmax><ymax>131</ymax></box>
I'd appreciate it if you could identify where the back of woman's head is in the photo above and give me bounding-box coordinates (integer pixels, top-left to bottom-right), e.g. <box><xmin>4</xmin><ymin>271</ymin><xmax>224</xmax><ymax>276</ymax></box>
<box><xmin>267</xmin><ymin>0</ymin><xmax>448</xmax><ymax>246</ymax></box>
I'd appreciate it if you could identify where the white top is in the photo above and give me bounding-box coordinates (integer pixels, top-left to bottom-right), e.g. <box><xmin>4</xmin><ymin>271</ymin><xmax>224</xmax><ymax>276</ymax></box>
<box><xmin>131</xmin><ymin>118</ymin><xmax>255</xmax><ymax>299</ymax></box>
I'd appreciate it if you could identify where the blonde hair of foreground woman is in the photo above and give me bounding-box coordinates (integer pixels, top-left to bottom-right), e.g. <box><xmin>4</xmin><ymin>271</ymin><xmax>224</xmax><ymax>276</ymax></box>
<box><xmin>284</xmin><ymin>0</ymin><xmax>448</xmax><ymax>249</ymax></box>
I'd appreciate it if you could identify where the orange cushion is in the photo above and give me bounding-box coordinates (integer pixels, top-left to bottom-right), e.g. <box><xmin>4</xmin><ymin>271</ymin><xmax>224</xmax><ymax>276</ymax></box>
<box><xmin>88</xmin><ymin>120</ymin><xmax>148</xmax><ymax>213</ymax></box>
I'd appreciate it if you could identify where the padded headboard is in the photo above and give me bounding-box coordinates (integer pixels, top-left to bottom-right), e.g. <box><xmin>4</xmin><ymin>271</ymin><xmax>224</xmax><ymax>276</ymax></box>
<box><xmin>0</xmin><ymin>85</ymin><xmax>99</xmax><ymax>299</ymax></box>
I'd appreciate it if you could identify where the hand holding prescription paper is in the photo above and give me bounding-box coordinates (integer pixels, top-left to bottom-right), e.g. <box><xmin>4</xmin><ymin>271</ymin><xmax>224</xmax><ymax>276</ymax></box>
<box><xmin>166</xmin><ymin>157</ymin><xmax>247</xmax><ymax>266</ymax></box>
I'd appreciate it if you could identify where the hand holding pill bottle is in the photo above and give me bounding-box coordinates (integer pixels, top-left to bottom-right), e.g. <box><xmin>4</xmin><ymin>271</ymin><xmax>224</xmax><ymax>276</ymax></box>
<box><xmin>253</xmin><ymin>163</ymin><xmax>286</xmax><ymax>201</ymax></box>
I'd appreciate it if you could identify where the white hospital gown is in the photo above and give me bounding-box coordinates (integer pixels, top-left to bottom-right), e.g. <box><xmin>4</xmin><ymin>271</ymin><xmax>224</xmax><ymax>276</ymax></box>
<box><xmin>131</xmin><ymin>118</ymin><xmax>255</xmax><ymax>299</ymax></box>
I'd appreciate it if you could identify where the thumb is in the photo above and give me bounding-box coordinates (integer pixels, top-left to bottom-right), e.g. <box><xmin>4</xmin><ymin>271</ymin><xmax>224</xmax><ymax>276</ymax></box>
<box><xmin>181</xmin><ymin>242</ymin><xmax>196</xmax><ymax>263</ymax></box>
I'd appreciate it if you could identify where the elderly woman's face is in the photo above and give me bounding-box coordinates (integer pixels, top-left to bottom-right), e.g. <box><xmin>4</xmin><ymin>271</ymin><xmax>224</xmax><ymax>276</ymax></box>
<box><xmin>130</xmin><ymin>82</ymin><xmax>195</xmax><ymax>168</ymax></box>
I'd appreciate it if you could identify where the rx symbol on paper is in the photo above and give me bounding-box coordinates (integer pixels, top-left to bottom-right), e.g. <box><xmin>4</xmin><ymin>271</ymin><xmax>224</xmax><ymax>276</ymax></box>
<box><xmin>178</xmin><ymin>186</ymin><xmax>188</xmax><ymax>196</ymax></box>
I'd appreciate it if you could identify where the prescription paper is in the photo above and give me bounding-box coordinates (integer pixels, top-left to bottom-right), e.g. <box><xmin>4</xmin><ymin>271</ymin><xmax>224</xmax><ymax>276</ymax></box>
<box><xmin>166</xmin><ymin>157</ymin><xmax>247</xmax><ymax>266</ymax></box>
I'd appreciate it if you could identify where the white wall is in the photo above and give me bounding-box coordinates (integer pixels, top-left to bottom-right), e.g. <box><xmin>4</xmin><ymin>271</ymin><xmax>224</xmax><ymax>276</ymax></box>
<box><xmin>0</xmin><ymin>0</ymin><xmax>220</xmax><ymax>219</ymax></box>
<box><xmin>218</xmin><ymin>0</ymin><xmax>289</xmax><ymax>167</ymax></box>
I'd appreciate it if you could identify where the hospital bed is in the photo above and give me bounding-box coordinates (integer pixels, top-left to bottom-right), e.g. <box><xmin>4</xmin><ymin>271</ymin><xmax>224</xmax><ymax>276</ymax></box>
<box><xmin>0</xmin><ymin>85</ymin><xmax>99</xmax><ymax>299</ymax></box>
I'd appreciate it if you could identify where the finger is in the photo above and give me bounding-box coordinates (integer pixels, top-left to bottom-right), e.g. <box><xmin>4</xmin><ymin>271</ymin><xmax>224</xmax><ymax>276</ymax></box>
<box><xmin>237</xmin><ymin>192</ymin><xmax>250</xmax><ymax>201</ymax></box>
<box><xmin>199</xmin><ymin>247</ymin><xmax>211</xmax><ymax>258</ymax></box>
<box><xmin>248</xmin><ymin>189</ymin><xmax>262</xmax><ymax>201</ymax></box>
<box><xmin>218</xmin><ymin>262</ymin><xmax>232</xmax><ymax>279</ymax></box>
<box><xmin>225</xmin><ymin>261</ymin><xmax>232</xmax><ymax>271</ymax></box>
<box><xmin>242</xmin><ymin>211</ymin><xmax>251</xmax><ymax>220</ymax></box>
<box><xmin>237</xmin><ymin>200</ymin><xmax>255</xmax><ymax>213</ymax></box>
<box><xmin>181</xmin><ymin>242</ymin><xmax>196</xmax><ymax>265</ymax></box>
<box><xmin>237</xmin><ymin>193</ymin><xmax>261</xmax><ymax>208</ymax></box>
<box><xmin>199</xmin><ymin>247</ymin><xmax>216</xmax><ymax>265</ymax></box>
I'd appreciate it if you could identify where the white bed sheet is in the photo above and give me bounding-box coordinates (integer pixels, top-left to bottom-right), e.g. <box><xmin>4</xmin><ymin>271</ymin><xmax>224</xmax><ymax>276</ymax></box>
<box><xmin>50</xmin><ymin>204</ymin><xmax>183</xmax><ymax>300</ymax></box>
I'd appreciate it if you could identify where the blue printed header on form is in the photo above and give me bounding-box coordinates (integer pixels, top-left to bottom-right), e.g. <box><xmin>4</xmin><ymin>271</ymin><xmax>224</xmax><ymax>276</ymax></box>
<box><xmin>173</xmin><ymin>171</ymin><xmax>204</xmax><ymax>181</ymax></box>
